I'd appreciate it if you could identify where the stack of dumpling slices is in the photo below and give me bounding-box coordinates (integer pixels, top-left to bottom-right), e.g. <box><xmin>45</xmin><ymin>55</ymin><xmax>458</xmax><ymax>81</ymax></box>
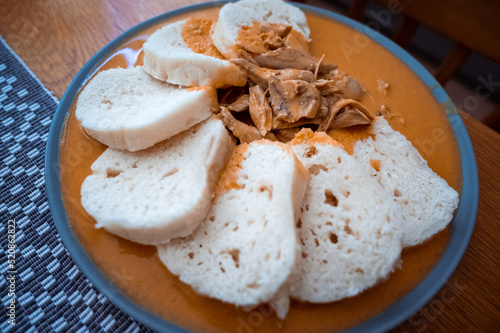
<box><xmin>76</xmin><ymin>0</ymin><xmax>459</xmax><ymax>320</ymax></box>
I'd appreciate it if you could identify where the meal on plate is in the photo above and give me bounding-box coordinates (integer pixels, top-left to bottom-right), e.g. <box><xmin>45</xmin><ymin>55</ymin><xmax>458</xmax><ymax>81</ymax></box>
<box><xmin>60</xmin><ymin>0</ymin><xmax>461</xmax><ymax>330</ymax></box>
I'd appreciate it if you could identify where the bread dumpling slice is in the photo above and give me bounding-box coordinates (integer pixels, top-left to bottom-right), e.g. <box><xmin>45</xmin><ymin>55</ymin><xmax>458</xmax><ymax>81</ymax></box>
<box><xmin>353</xmin><ymin>117</ymin><xmax>460</xmax><ymax>247</ymax></box>
<box><xmin>143</xmin><ymin>18</ymin><xmax>247</xmax><ymax>88</ymax></box>
<box><xmin>289</xmin><ymin>129</ymin><xmax>404</xmax><ymax>303</ymax></box>
<box><xmin>158</xmin><ymin>141</ymin><xmax>309</xmax><ymax>318</ymax></box>
<box><xmin>81</xmin><ymin>117</ymin><xmax>236</xmax><ymax>245</ymax></box>
<box><xmin>212</xmin><ymin>0</ymin><xmax>311</xmax><ymax>58</ymax></box>
<box><xmin>76</xmin><ymin>66</ymin><xmax>217</xmax><ymax>151</ymax></box>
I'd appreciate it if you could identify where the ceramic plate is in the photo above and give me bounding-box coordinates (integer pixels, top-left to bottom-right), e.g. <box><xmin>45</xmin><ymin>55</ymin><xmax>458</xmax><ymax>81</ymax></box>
<box><xmin>45</xmin><ymin>2</ymin><xmax>479</xmax><ymax>332</ymax></box>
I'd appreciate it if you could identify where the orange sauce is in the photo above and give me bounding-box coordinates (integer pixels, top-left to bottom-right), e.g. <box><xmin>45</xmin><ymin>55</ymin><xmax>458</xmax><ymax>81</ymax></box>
<box><xmin>182</xmin><ymin>17</ymin><xmax>225</xmax><ymax>59</ymax></box>
<box><xmin>59</xmin><ymin>7</ymin><xmax>462</xmax><ymax>333</ymax></box>
<box><xmin>215</xmin><ymin>143</ymin><xmax>248</xmax><ymax>196</ymax></box>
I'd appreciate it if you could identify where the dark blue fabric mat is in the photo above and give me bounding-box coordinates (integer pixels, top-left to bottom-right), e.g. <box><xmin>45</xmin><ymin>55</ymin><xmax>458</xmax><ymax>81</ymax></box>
<box><xmin>0</xmin><ymin>37</ymin><xmax>153</xmax><ymax>333</ymax></box>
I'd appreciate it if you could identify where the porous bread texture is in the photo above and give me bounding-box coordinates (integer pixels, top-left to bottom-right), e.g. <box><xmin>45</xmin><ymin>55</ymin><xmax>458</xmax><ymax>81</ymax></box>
<box><xmin>158</xmin><ymin>141</ymin><xmax>309</xmax><ymax>318</ymax></box>
<box><xmin>353</xmin><ymin>117</ymin><xmax>459</xmax><ymax>248</ymax></box>
<box><xmin>289</xmin><ymin>129</ymin><xmax>404</xmax><ymax>303</ymax></box>
<box><xmin>143</xmin><ymin>20</ymin><xmax>247</xmax><ymax>88</ymax></box>
<box><xmin>81</xmin><ymin>117</ymin><xmax>236</xmax><ymax>245</ymax></box>
<box><xmin>212</xmin><ymin>0</ymin><xmax>311</xmax><ymax>58</ymax></box>
<box><xmin>75</xmin><ymin>66</ymin><xmax>216</xmax><ymax>151</ymax></box>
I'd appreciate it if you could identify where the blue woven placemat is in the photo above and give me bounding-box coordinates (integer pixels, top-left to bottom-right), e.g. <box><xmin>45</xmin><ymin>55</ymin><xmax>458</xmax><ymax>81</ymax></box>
<box><xmin>0</xmin><ymin>37</ymin><xmax>154</xmax><ymax>333</ymax></box>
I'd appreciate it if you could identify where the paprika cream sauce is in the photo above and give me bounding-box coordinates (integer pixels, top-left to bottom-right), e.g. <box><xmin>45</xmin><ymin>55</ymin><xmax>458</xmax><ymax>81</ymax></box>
<box><xmin>59</xmin><ymin>7</ymin><xmax>462</xmax><ymax>333</ymax></box>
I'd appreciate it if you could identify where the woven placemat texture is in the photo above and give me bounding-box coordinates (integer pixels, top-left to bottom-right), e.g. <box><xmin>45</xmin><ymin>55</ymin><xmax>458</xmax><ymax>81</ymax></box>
<box><xmin>0</xmin><ymin>36</ymin><xmax>153</xmax><ymax>333</ymax></box>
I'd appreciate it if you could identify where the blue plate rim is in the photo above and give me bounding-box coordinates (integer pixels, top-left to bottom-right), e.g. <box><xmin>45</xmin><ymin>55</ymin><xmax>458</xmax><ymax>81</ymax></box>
<box><xmin>44</xmin><ymin>1</ymin><xmax>479</xmax><ymax>332</ymax></box>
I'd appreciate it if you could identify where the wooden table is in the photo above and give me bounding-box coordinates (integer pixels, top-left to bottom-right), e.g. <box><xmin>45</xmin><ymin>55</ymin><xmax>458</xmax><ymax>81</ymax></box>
<box><xmin>1</xmin><ymin>0</ymin><xmax>498</xmax><ymax>331</ymax></box>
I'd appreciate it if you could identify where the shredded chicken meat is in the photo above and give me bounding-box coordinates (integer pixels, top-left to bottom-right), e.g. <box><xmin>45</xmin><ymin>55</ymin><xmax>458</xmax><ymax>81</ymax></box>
<box><xmin>255</xmin><ymin>48</ymin><xmax>337</xmax><ymax>73</ymax></box>
<box><xmin>332</xmin><ymin>72</ymin><xmax>365</xmax><ymax>100</ymax></box>
<box><xmin>260</xmin><ymin>23</ymin><xmax>293</xmax><ymax>38</ymax></box>
<box><xmin>218</xmin><ymin>107</ymin><xmax>276</xmax><ymax>143</ymax></box>
<box><xmin>231</xmin><ymin>59</ymin><xmax>315</xmax><ymax>89</ymax></box>
<box><xmin>215</xmin><ymin>23</ymin><xmax>375</xmax><ymax>143</ymax></box>
<box><xmin>268</xmin><ymin>77</ymin><xmax>321</xmax><ymax>123</ymax></box>
<box><xmin>249</xmin><ymin>85</ymin><xmax>273</xmax><ymax>135</ymax></box>
<box><xmin>226</xmin><ymin>94</ymin><xmax>249</xmax><ymax>112</ymax></box>
<box><xmin>274</xmin><ymin>127</ymin><xmax>301</xmax><ymax>142</ymax></box>
<box><xmin>318</xmin><ymin>99</ymin><xmax>373</xmax><ymax>132</ymax></box>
